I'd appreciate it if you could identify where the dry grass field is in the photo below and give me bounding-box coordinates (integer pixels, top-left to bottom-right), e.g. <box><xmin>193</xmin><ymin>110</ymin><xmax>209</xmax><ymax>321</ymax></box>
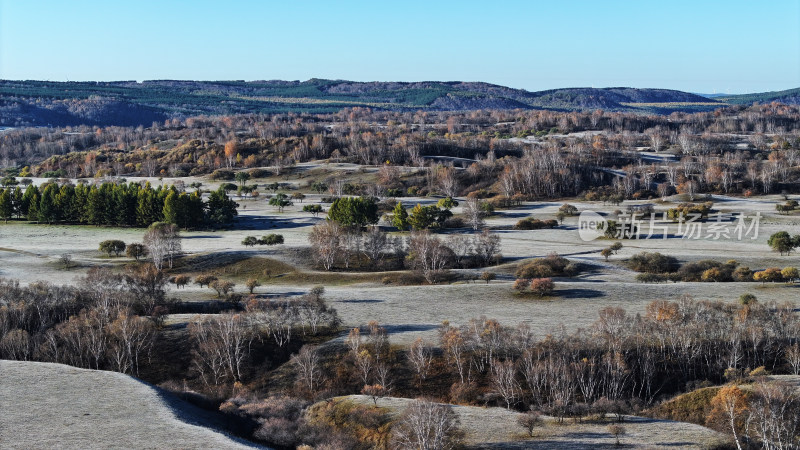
<box><xmin>343</xmin><ymin>395</ymin><xmax>731</xmax><ymax>449</ymax></box>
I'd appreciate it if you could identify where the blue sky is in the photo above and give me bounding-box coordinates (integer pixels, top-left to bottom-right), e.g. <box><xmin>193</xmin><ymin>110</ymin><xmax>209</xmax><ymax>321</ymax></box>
<box><xmin>1</xmin><ymin>0</ymin><xmax>798</xmax><ymax>94</ymax></box>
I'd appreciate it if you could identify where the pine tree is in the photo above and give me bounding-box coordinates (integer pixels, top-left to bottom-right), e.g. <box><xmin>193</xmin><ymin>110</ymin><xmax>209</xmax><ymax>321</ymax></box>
<box><xmin>86</xmin><ymin>186</ymin><xmax>105</xmax><ymax>225</ymax></box>
<box><xmin>21</xmin><ymin>185</ymin><xmax>39</xmax><ymax>219</ymax></box>
<box><xmin>27</xmin><ymin>193</ymin><xmax>40</xmax><ymax>222</ymax></box>
<box><xmin>11</xmin><ymin>187</ymin><xmax>23</xmax><ymax>218</ymax></box>
<box><xmin>38</xmin><ymin>184</ymin><xmax>58</xmax><ymax>224</ymax></box>
<box><xmin>0</xmin><ymin>189</ymin><xmax>12</xmax><ymax>222</ymax></box>
<box><xmin>163</xmin><ymin>190</ymin><xmax>180</xmax><ymax>225</ymax></box>
<box><xmin>392</xmin><ymin>201</ymin><xmax>409</xmax><ymax>231</ymax></box>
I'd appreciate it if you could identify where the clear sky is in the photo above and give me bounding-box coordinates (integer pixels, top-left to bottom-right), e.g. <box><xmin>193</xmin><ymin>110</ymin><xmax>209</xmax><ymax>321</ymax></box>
<box><xmin>1</xmin><ymin>0</ymin><xmax>798</xmax><ymax>94</ymax></box>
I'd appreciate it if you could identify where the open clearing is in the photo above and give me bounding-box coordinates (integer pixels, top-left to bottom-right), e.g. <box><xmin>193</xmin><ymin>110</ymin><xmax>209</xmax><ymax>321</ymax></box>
<box><xmin>0</xmin><ymin>360</ymin><xmax>263</xmax><ymax>449</ymax></box>
<box><xmin>1</xmin><ymin>184</ymin><xmax>798</xmax><ymax>346</ymax></box>
<box><xmin>343</xmin><ymin>395</ymin><xmax>730</xmax><ymax>449</ymax></box>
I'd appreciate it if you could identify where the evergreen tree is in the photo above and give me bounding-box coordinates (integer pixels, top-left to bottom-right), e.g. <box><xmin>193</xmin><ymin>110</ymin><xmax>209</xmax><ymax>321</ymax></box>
<box><xmin>163</xmin><ymin>190</ymin><xmax>180</xmax><ymax>225</ymax></box>
<box><xmin>11</xmin><ymin>187</ymin><xmax>23</xmax><ymax>218</ymax></box>
<box><xmin>392</xmin><ymin>201</ymin><xmax>409</xmax><ymax>231</ymax></box>
<box><xmin>206</xmin><ymin>187</ymin><xmax>238</xmax><ymax>226</ymax></box>
<box><xmin>27</xmin><ymin>193</ymin><xmax>40</xmax><ymax>222</ymax></box>
<box><xmin>21</xmin><ymin>185</ymin><xmax>39</xmax><ymax>219</ymax></box>
<box><xmin>86</xmin><ymin>186</ymin><xmax>105</xmax><ymax>225</ymax></box>
<box><xmin>38</xmin><ymin>184</ymin><xmax>58</xmax><ymax>224</ymax></box>
<box><xmin>327</xmin><ymin>196</ymin><xmax>378</xmax><ymax>227</ymax></box>
<box><xmin>0</xmin><ymin>189</ymin><xmax>12</xmax><ymax>222</ymax></box>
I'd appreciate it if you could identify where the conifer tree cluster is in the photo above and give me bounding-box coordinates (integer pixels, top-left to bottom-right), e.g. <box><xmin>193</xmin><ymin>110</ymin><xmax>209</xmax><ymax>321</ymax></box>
<box><xmin>0</xmin><ymin>182</ymin><xmax>238</xmax><ymax>228</ymax></box>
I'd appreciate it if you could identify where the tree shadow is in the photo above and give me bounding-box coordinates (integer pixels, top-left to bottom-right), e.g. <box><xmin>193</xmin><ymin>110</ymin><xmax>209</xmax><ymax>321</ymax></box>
<box><xmin>382</xmin><ymin>324</ymin><xmax>439</xmax><ymax>333</ymax></box>
<box><xmin>134</xmin><ymin>380</ymin><xmax>265</xmax><ymax>448</ymax></box>
<box><xmin>336</xmin><ymin>298</ymin><xmax>384</xmax><ymax>304</ymax></box>
<box><xmin>557</xmin><ymin>288</ymin><xmax>605</xmax><ymax>299</ymax></box>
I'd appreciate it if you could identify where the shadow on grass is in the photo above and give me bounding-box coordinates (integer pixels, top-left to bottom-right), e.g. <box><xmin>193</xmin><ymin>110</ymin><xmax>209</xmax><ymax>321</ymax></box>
<box><xmin>556</xmin><ymin>288</ymin><xmax>605</xmax><ymax>299</ymax></box>
<box><xmin>135</xmin><ymin>380</ymin><xmax>265</xmax><ymax>448</ymax></box>
<box><xmin>382</xmin><ymin>324</ymin><xmax>439</xmax><ymax>333</ymax></box>
<box><xmin>337</xmin><ymin>298</ymin><xmax>384</xmax><ymax>304</ymax></box>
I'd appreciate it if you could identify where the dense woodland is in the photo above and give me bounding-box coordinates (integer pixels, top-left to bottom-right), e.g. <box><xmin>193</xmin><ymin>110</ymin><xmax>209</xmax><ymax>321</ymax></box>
<box><xmin>1</xmin><ymin>103</ymin><xmax>799</xmax><ymax>203</ymax></box>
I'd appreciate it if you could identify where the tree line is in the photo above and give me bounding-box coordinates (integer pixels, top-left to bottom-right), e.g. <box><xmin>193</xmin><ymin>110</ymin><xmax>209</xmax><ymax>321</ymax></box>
<box><xmin>0</xmin><ymin>181</ymin><xmax>238</xmax><ymax>228</ymax></box>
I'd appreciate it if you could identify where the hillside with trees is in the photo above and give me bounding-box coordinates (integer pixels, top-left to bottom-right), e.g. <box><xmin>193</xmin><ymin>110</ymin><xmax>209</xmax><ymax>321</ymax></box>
<box><xmin>0</xmin><ymin>79</ymin><xmax>755</xmax><ymax>127</ymax></box>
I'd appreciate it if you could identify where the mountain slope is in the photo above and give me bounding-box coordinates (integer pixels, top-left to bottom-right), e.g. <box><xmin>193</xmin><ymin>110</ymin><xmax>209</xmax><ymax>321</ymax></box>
<box><xmin>717</xmin><ymin>87</ymin><xmax>800</xmax><ymax>106</ymax></box>
<box><xmin>0</xmin><ymin>78</ymin><xmax>791</xmax><ymax>127</ymax></box>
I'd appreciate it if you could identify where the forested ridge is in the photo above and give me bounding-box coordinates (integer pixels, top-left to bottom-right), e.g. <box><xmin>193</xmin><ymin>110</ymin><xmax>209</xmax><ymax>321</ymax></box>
<box><xmin>5</xmin><ymin>78</ymin><xmax>791</xmax><ymax>127</ymax></box>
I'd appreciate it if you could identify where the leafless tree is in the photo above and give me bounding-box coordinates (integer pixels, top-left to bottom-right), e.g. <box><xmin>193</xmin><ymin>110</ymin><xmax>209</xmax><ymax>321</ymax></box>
<box><xmin>407</xmin><ymin>231</ymin><xmax>454</xmax><ymax>284</ymax></box>
<box><xmin>391</xmin><ymin>399</ymin><xmax>462</xmax><ymax>450</ymax></box>
<box><xmin>143</xmin><ymin>223</ymin><xmax>181</xmax><ymax>270</ymax></box>
<box><xmin>309</xmin><ymin>221</ymin><xmax>343</xmax><ymax>271</ymax></box>
<box><xmin>463</xmin><ymin>197</ymin><xmax>485</xmax><ymax>231</ymax></box>
<box><xmin>292</xmin><ymin>345</ymin><xmax>322</xmax><ymax>395</ymax></box>
<box><xmin>408</xmin><ymin>337</ymin><xmax>434</xmax><ymax>388</ymax></box>
<box><xmin>189</xmin><ymin>312</ymin><xmax>253</xmax><ymax>384</ymax></box>
<box><xmin>490</xmin><ymin>358</ymin><xmax>519</xmax><ymax>409</ymax></box>
<box><xmin>473</xmin><ymin>230</ymin><xmax>501</xmax><ymax>266</ymax></box>
<box><xmin>362</xmin><ymin>226</ymin><xmax>389</xmax><ymax>265</ymax></box>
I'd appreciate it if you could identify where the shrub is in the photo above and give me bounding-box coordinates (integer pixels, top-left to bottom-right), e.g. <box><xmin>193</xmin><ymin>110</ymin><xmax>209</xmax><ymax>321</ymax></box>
<box><xmin>666</xmin><ymin>202</ymin><xmax>713</xmax><ymax>221</ymax></box>
<box><xmin>246</xmin><ymin>278</ymin><xmax>261</xmax><ymax>294</ymax></box>
<box><xmin>753</xmin><ymin>267</ymin><xmax>783</xmax><ymax>283</ymax></box>
<box><xmin>99</xmin><ymin>240</ymin><xmax>126</xmax><ymax>257</ymax></box>
<box><xmin>302</xmin><ymin>204</ymin><xmax>324</xmax><ymax>216</ymax></box>
<box><xmin>173</xmin><ymin>275</ymin><xmax>190</xmax><ymax>288</ymax></box>
<box><xmin>210</xmin><ymin>280</ymin><xmax>235</xmax><ymax>298</ymax></box>
<box><xmin>513</xmin><ymin>278</ymin><xmax>529</xmax><ymax>291</ymax></box>
<box><xmin>739</xmin><ymin>293</ymin><xmax>757</xmax><ymax>305</ymax></box>
<box><xmin>479</xmin><ymin>271</ymin><xmax>496</xmax><ymax>284</ymax></box>
<box><xmin>517</xmin><ymin>411</ymin><xmax>543</xmax><ymax>437</ymax></box>
<box><xmin>242</xmin><ymin>236</ymin><xmax>258</xmax><ymax>247</ymax></box>
<box><xmin>626</xmin><ymin>252</ymin><xmax>679</xmax><ymax>274</ymax></box>
<box><xmin>194</xmin><ymin>274</ymin><xmax>217</xmax><ymax>288</ymax></box>
<box><xmin>248</xmin><ymin>168</ymin><xmax>270</xmax><ymax>178</ymax></box>
<box><xmin>781</xmin><ymin>266</ymin><xmax>799</xmax><ymax>283</ymax></box>
<box><xmin>516</xmin><ymin>254</ymin><xmax>578</xmax><ymax>278</ymax></box>
<box><xmin>126</xmin><ymin>243</ymin><xmax>147</xmax><ymax>260</ymax></box>
<box><xmin>559</xmin><ymin>203</ymin><xmax>579</xmax><ymax>216</ymax></box>
<box><xmin>210</xmin><ymin>169</ymin><xmax>235</xmax><ymax>180</ymax></box>
<box><xmin>258</xmin><ymin>234</ymin><xmax>284</xmax><ymax>245</ymax></box>
<box><xmin>530</xmin><ymin>278</ymin><xmax>554</xmax><ymax>297</ymax></box>
<box><xmin>733</xmin><ymin>266</ymin><xmax>753</xmax><ymax>282</ymax></box>
<box><xmin>636</xmin><ymin>273</ymin><xmax>668</xmax><ymax>283</ymax></box>
<box><xmin>514</xmin><ymin>217</ymin><xmax>558</xmax><ymax>230</ymax></box>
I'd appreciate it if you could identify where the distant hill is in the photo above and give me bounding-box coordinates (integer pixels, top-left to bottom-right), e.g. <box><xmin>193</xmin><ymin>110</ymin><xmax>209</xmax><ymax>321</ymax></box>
<box><xmin>716</xmin><ymin>87</ymin><xmax>800</xmax><ymax>106</ymax></box>
<box><xmin>0</xmin><ymin>78</ymin><xmax>794</xmax><ymax>127</ymax></box>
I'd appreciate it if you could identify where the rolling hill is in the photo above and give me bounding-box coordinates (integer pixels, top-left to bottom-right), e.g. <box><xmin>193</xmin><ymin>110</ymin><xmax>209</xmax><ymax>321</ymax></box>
<box><xmin>0</xmin><ymin>78</ymin><xmax>794</xmax><ymax>127</ymax></box>
<box><xmin>0</xmin><ymin>360</ymin><xmax>263</xmax><ymax>449</ymax></box>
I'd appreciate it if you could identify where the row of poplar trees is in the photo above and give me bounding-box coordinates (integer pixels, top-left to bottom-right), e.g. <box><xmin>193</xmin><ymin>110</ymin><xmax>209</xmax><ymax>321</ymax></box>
<box><xmin>0</xmin><ymin>182</ymin><xmax>238</xmax><ymax>228</ymax></box>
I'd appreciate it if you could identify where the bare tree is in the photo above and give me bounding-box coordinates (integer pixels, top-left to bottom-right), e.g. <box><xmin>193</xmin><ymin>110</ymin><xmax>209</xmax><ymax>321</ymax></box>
<box><xmin>463</xmin><ymin>197</ymin><xmax>485</xmax><ymax>231</ymax></box>
<box><xmin>309</xmin><ymin>221</ymin><xmax>343</xmax><ymax>271</ymax></box>
<box><xmin>392</xmin><ymin>399</ymin><xmax>462</xmax><ymax>450</ymax></box>
<box><xmin>362</xmin><ymin>226</ymin><xmax>389</xmax><ymax>265</ymax></box>
<box><xmin>407</xmin><ymin>231</ymin><xmax>454</xmax><ymax>284</ymax></box>
<box><xmin>292</xmin><ymin>345</ymin><xmax>322</xmax><ymax>395</ymax></box>
<box><xmin>143</xmin><ymin>223</ymin><xmax>181</xmax><ymax>271</ymax></box>
<box><xmin>473</xmin><ymin>230</ymin><xmax>501</xmax><ymax>267</ymax></box>
<box><xmin>408</xmin><ymin>337</ymin><xmax>434</xmax><ymax>389</ymax></box>
<box><xmin>490</xmin><ymin>358</ymin><xmax>519</xmax><ymax>409</ymax></box>
<box><xmin>189</xmin><ymin>312</ymin><xmax>253</xmax><ymax>384</ymax></box>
